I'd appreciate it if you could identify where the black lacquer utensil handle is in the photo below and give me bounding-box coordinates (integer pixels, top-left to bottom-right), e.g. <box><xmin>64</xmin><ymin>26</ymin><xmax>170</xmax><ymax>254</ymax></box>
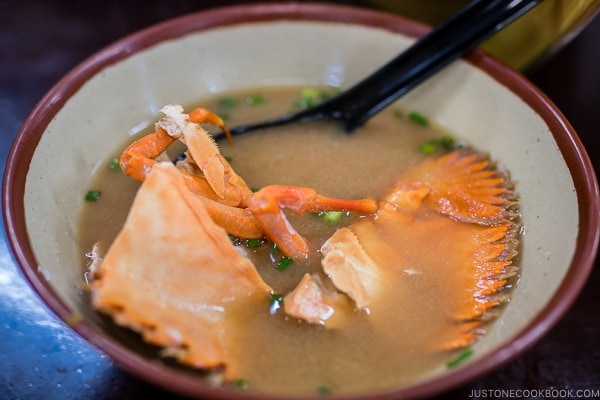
<box><xmin>228</xmin><ymin>0</ymin><xmax>543</xmax><ymax>136</ymax></box>
<box><xmin>327</xmin><ymin>0</ymin><xmax>543</xmax><ymax>132</ymax></box>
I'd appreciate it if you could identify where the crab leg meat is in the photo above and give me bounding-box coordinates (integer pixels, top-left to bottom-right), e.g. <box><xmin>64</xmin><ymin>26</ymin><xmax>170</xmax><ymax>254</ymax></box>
<box><xmin>120</xmin><ymin>127</ymin><xmax>176</xmax><ymax>181</ymax></box>
<box><xmin>158</xmin><ymin>104</ymin><xmax>251</xmax><ymax>204</ymax></box>
<box><xmin>120</xmin><ymin>105</ymin><xmax>252</xmax><ymax>207</ymax></box>
<box><xmin>247</xmin><ymin>185</ymin><xmax>377</xmax><ymax>259</ymax></box>
<box><xmin>119</xmin><ymin>105</ymin><xmax>379</xmax><ymax>255</ymax></box>
<box><xmin>119</xmin><ymin>127</ymin><xmax>231</xmax><ymax>204</ymax></box>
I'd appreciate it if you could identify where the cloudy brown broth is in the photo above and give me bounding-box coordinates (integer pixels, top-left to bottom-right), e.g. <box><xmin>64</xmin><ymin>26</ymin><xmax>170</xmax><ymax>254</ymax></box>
<box><xmin>79</xmin><ymin>86</ymin><xmax>491</xmax><ymax>396</ymax></box>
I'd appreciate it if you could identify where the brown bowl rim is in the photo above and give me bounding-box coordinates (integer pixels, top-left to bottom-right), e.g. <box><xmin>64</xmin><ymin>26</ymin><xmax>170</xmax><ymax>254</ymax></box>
<box><xmin>3</xmin><ymin>2</ymin><xmax>599</xmax><ymax>399</ymax></box>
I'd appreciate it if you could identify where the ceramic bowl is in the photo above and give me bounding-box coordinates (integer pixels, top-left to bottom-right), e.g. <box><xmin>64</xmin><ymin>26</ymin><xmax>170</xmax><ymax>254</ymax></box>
<box><xmin>3</xmin><ymin>3</ymin><xmax>599</xmax><ymax>399</ymax></box>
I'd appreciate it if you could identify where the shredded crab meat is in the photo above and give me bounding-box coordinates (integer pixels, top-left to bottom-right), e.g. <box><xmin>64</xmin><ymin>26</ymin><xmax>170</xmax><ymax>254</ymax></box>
<box><xmin>283</xmin><ymin>273</ymin><xmax>352</xmax><ymax>328</ymax></box>
<box><xmin>155</xmin><ymin>104</ymin><xmax>189</xmax><ymax>139</ymax></box>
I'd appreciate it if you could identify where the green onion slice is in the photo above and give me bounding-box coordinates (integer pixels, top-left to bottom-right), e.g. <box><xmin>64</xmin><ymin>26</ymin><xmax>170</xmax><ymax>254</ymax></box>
<box><xmin>317</xmin><ymin>385</ymin><xmax>332</xmax><ymax>395</ymax></box>
<box><xmin>246</xmin><ymin>239</ymin><xmax>262</xmax><ymax>248</ymax></box>
<box><xmin>233</xmin><ymin>378</ymin><xmax>249</xmax><ymax>390</ymax></box>
<box><xmin>85</xmin><ymin>190</ymin><xmax>101</xmax><ymax>202</ymax></box>
<box><xmin>408</xmin><ymin>111</ymin><xmax>429</xmax><ymax>127</ymax></box>
<box><xmin>108</xmin><ymin>158</ymin><xmax>120</xmax><ymax>171</ymax></box>
<box><xmin>276</xmin><ymin>256</ymin><xmax>293</xmax><ymax>271</ymax></box>
<box><xmin>219</xmin><ymin>97</ymin><xmax>238</xmax><ymax>108</ymax></box>
<box><xmin>269</xmin><ymin>293</ymin><xmax>283</xmax><ymax>314</ymax></box>
<box><xmin>246</xmin><ymin>94</ymin><xmax>266</xmax><ymax>106</ymax></box>
<box><xmin>447</xmin><ymin>348</ymin><xmax>474</xmax><ymax>368</ymax></box>
<box><xmin>317</xmin><ymin>211</ymin><xmax>344</xmax><ymax>223</ymax></box>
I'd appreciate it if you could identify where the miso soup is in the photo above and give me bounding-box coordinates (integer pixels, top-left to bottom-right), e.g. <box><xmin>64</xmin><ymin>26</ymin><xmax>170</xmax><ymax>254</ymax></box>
<box><xmin>78</xmin><ymin>85</ymin><xmax>519</xmax><ymax>396</ymax></box>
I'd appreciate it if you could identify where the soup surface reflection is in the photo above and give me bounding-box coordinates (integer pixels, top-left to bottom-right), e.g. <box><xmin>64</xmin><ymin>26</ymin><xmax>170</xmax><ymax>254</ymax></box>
<box><xmin>78</xmin><ymin>86</ymin><xmax>517</xmax><ymax>396</ymax></box>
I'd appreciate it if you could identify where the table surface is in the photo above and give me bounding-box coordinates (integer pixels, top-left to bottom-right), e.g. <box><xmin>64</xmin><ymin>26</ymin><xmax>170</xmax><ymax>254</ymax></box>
<box><xmin>1</xmin><ymin>1</ymin><xmax>598</xmax><ymax>399</ymax></box>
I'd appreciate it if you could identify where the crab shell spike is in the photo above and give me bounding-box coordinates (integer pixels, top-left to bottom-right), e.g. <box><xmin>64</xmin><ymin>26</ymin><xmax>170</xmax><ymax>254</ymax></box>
<box><xmin>400</xmin><ymin>150</ymin><xmax>518</xmax><ymax>225</ymax></box>
<box><xmin>441</xmin><ymin>321</ymin><xmax>485</xmax><ymax>351</ymax></box>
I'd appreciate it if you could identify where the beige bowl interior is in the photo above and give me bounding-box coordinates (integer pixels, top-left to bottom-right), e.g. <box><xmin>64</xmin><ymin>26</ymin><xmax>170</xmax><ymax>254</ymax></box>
<box><xmin>22</xmin><ymin>18</ymin><xmax>580</xmax><ymax>394</ymax></box>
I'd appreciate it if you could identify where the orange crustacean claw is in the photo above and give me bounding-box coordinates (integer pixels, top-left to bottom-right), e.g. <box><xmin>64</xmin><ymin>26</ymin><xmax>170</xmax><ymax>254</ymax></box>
<box><xmin>118</xmin><ymin>126</ymin><xmax>239</xmax><ymax>205</ymax></box>
<box><xmin>120</xmin><ymin>105</ymin><xmax>252</xmax><ymax>207</ymax></box>
<box><xmin>188</xmin><ymin>106</ymin><xmax>234</xmax><ymax>147</ymax></box>
<box><xmin>247</xmin><ymin>185</ymin><xmax>378</xmax><ymax>259</ymax></box>
<box><xmin>118</xmin><ymin>104</ymin><xmax>378</xmax><ymax>257</ymax></box>
<box><xmin>120</xmin><ymin>127</ymin><xmax>177</xmax><ymax>182</ymax></box>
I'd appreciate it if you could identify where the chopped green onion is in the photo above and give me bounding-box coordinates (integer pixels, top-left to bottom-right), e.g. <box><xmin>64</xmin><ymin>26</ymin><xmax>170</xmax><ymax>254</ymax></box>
<box><xmin>439</xmin><ymin>135</ymin><xmax>456</xmax><ymax>150</ymax></box>
<box><xmin>219</xmin><ymin>97</ymin><xmax>238</xmax><ymax>108</ymax></box>
<box><xmin>419</xmin><ymin>141</ymin><xmax>437</xmax><ymax>155</ymax></box>
<box><xmin>301</xmin><ymin>87</ymin><xmax>320</xmax><ymax>100</ymax></box>
<box><xmin>408</xmin><ymin>111</ymin><xmax>429</xmax><ymax>127</ymax></box>
<box><xmin>447</xmin><ymin>348</ymin><xmax>474</xmax><ymax>368</ymax></box>
<box><xmin>276</xmin><ymin>256</ymin><xmax>293</xmax><ymax>271</ymax></box>
<box><xmin>85</xmin><ymin>190</ymin><xmax>101</xmax><ymax>202</ymax></box>
<box><xmin>246</xmin><ymin>239</ymin><xmax>263</xmax><ymax>248</ymax></box>
<box><xmin>294</xmin><ymin>99</ymin><xmax>313</xmax><ymax>109</ymax></box>
<box><xmin>246</xmin><ymin>94</ymin><xmax>266</xmax><ymax>106</ymax></box>
<box><xmin>233</xmin><ymin>378</ymin><xmax>249</xmax><ymax>390</ymax></box>
<box><xmin>269</xmin><ymin>293</ymin><xmax>283</xmax><ymax>313</ymax></box>
<box><xmin>269</xmin><ymin>293</ymin><xmax>283</xmax><ymax>303</ymax></box>
<box><xmin>295</xmin><ymin>87</ymin><xmax>320</xmax><ymax>109</ymax></box>
<box><xmin>108</xmin><ymin>158</ymin><xmax>120</xmax><ymax>171</ymax></box>
<box><xmin>393</xmin><ymin>109</ymin><xmax>403</xmax><ymax>119</ymax></box>
<box><xmin>317</xmin><ymin>211</ymin><xmax>344</xmax><ymax>223</ymax></box>
<box><xmin>419</xmin><ymin>135</ymin><xmax>457</xmax><ymax>155</ymax></box>
<box><xmin>293</xmin><ymin>86</ymin><xmax>342</xmax><ymax>110</ymax></box>
<box><xmin>317</xmin><ymin>385</ymin><xmax>332</xmax><ymax>396</ymax></box>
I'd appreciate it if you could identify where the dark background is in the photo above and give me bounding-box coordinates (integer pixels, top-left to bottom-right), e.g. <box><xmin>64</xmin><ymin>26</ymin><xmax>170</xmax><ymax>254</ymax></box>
<box><xmin>1</xmin><ymin>1</ymin><xmax>598</xmax><ymax>398</ymax></box>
